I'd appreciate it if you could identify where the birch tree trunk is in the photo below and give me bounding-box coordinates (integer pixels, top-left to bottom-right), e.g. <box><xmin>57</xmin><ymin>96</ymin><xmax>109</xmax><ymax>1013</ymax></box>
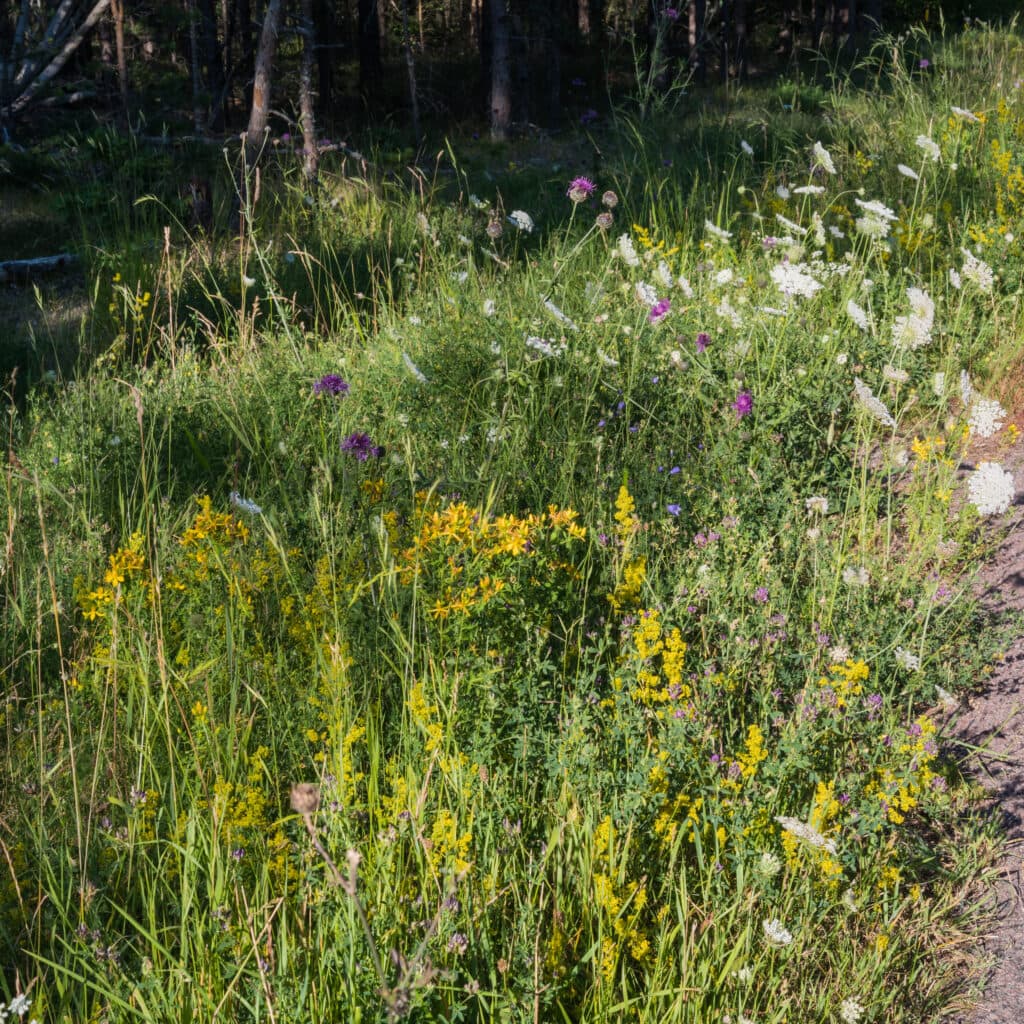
<box><xmin>298</xmin><ymin>0</ymin><xmax>319</xmax><ymax>186</ymax></box>
<box><xmin>489</xmin><ymin>0</ymin><xmax>511</xmax><ymax>141</ymax></box>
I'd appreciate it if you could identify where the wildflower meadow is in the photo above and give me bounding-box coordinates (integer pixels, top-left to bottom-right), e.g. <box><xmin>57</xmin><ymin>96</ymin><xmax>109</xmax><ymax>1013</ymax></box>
<box><xmin>4</xmin><ymin>21</ymin><xmax>1024</xmax><ymax>1024</ymax></box>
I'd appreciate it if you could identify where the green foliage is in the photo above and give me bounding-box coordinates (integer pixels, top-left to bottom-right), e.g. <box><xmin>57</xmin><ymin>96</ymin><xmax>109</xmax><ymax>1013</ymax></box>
<box><xmin>5</xmin><ymin>22</ymin><xmax>1024</xmax><ymax>1024</ymax></box>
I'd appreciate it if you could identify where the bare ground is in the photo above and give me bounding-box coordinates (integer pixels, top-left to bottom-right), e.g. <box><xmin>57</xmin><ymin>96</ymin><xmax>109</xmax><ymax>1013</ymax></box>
<box><xmin>947</xmin><ymin>436</ymin><xmax>1024</xmax><ymax>1023</ymax></box>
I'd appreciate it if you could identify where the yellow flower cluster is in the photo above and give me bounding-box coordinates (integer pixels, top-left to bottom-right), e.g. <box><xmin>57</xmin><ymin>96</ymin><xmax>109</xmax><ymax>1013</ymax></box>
<box><xmin>818</xmin><ymin>659</ymin><xmax>869</xmax><ymax>708</ymax></box>
<box><xmin>627</xmin><ymin>609</ymin><xmax>689</xmax><ymax>707</ymax></box>
<box><xmin>76</xmin><ymin>532</ymin><xmax>149</xmax><ymax>620</ymax></box>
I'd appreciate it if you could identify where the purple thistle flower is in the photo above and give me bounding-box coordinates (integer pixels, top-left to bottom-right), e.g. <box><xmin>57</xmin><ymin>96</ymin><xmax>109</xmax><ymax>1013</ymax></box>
<box><xmin>341</xmin><ymin>432</ymin><xmax>383</xmax><ymax>461</ymax></box>
<box><xmin>754</xmin><ymin>586</ymin><xmax>769</xmax><ymax>603</ymax></box>
<box><xmin>695</xmin><ymin>331</ymin><xmax>710</xmax><ymax>353</ymax></box>
<box><xmin>314</xmin><ymin>374</ymin><xmax>349</xmax><ymax>396</ymax></box>
<box><xmin>648</xmin><ymin>298</ymin><xmax>671</xmax><ymax>323</ymax></box>
<box><xmin>732</xmin><ymin>390</ymin><xmax>753</xmax><ymax>418</ymax></box>
<box><xmin>567</xmin><ymin>176</ymin><xmax>597</xmax><ymax>202</ymax></box>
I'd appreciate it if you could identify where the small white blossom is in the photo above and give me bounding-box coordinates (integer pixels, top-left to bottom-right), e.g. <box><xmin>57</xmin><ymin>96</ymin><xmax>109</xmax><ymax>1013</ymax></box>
<box><xmin>757</xmin><ymin>851</ymin><xmax>783</xmax><ymax>878</ymax></box>
<box><xmin>762</xmin><ymin>918</ymin><xmax>794</xmax><ymax>948</ymax></box>
<box><xmin>836</xmin><ymin>352</ymin><xmax>848</xmax><ymax>366</ymax></box>
<box><xmin>776</xmin><ymin>213</ymin><xmax>806</xmax><ymax>235</ymax></box>
<box><xmin>968</xmin><ymin>397</ymin><xmax>1007</xmax><ymax>438</ymax></box>
<box><xmin>853</xmin><ymin>378</ymin><xmax>896</xmax><ymax>427</ymax></box>
<box><xmin>842</xmin><ymin>565</ymin><xmax>871</xmax><ymax>587</ymax></box>
<box><xmin>741</xmin><ymin>139</ymin><xmax>754</xmax><ymax>156</ymax></box>
<box><xmin>483</xmin><ymin>299</ymin><xmax>496</xmax><ymax>316</ymax></box>
<box><xmin>771</xmin><ymin>261</ymin><xmax>822</xmax><ymax>299</ymax></box>
<box><xmin>230</xmin><ymin>492</ymin><xmax>263</xmax><ymax>516</ymax></box>
<box><xmin>617</xmin><ymin>233</ymin><xmax>640</xmax><ymax>266</ymax></box>
<box><xmin>705</xmin><ymin>219</ymin><xmax>733</xmax><ymax>241</ymax></box>
<box><xmin>960</xmin><ymin>248</ymin><xmax>994</xmax><ymax>292</ymax></box>
<box><xmin>525</xmin><ymin>336</ymin><xmax>564</xmax><ymax>359</ymax></box>
<box><xmin>544</xmin><ymin>299</ymin><xmax>578</xmax><ymax>330</ymax></box>
<box><xmin>715</xmin><ymin>267</ymin><xmax>735</xmax><ymax>286</ymax></box>
<box><xmin>677</xmin><ymin>275</ymin><xmax>694</xmax><ymax>297</ymax></box>
<box><xmin>812</xmin><ymin>140</ymin><xmax>837</xmax><ymax>174</ymax></box>
<box><xmin>402</xmin><ymin>352</ymin><xmax>428</xmax><ymax>382</ymax></box>
<box><xmin>882</xmin><ymin>364</ymin><xmax>909</xmax><ymax>384</ymax></box>
<box><xmin>775</xmin><ymin>816</ymin><xmax>838</xmax><ymax>854</ymax></box>
<box><xmin>793</xmin><ymin>184</ymin><xmax>826</xmax><ymax>195</ymax></box>
<box><xmin>951</xmin><ymin>105</ymin><xmax>981</xmax><ymax>122</ymax></box>
<box><xmin>829</xmin><ymin>644</ymin><xmax>851</xmax><ymax>663</ymax></box>
<box><xmin>805</xmin><ymin>495</ymin><xmax>829</xmax><ymax>515</ymax></box>
<box><xmin>656</xmin><ymin>260</ymin><xmax>674</xmax><ymax>288</ymax></box>
<box><xmin>776</xmin><ymin>184</ymin><xmax>792</xmax><ymax>200</ymax></box>
<box><xmin>839</xmin><ymin>998</ymin><xmax>865</xmax><ymax>1024</ymax></box>
<box><xmin>916</xmin><ymin>134</ymin><xmax>941</xmax><ymax>161</ymax></box>
<box><xmin>507</xmin><ymin>209</ymin><xmax>534</xmax><ymax>232</ymax></box>
<box><xmin>897</xmin><ymin>163</ymin><xmax>920</xmax><ymax>180</ymax></box>
<box><xmin>949</xmin><ymin>267</ymin><xmax>962</xmax><ymax>289</ymax></box>
<box><xmin>846</xmin><ymin>299</ymin><xmax>869</xmax><ymax>330</ymax></box>
<box><xmin>635</xmin><ymin>280</ymin><xmax>659</xmax><ymax>307</ymax></box>
<box><xmin>895</xmin><ymin>646</ymin><xmax>921</xmax><ymax>671</ymax></box>
<box><xmin>891</xmin><ymin>287</ymin><xmax>935</xmax><ymax>350</ymax></box>
<box><xmin>967</xmin><ymin>461</ymin><xmax>1015</xmax><ymax>516</ymax></box>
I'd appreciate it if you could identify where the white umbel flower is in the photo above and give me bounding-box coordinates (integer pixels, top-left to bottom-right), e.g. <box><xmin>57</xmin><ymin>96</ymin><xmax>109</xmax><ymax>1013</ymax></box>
<box><xmin>635</xmin><ymin>280</ymin><xmax>659</xmax><ymax>307</ymax></box>
<box><xmin>968</xmin><ymin>397</ymin><xmax>1007</xmax><ymax>438</ymax></box>
<box><xmin>949</xmin><ymin>267</ymin><xmax>962</xmax><ymax>289</ymax></box>
<box><xmin>507</xmin><ymin>209</ymin><xmax>534</xmax><ymax>232</ymax></box>
<box><xmin>794</xmin><ymin>184</ymin><xmax>826</xmax><ymax>195</ymax></box>
<box><xmin>951</xmin><ymin>105</ymin><xmax>981</xmax><ymax>123</ymax></box>
<box><xmin>762</xmin><ymin>918</ymin><xmax>794</xmax><ymax>948</ymax></box>
<box><xmin>805</xmin><ymin>495</ymin><xmax>829</xmax><ymax>515</ymax></box>
<box><xmin>656</xmin><ymin>259</ymin><xmax>674</xmax><ymax>288</ymax></box>
<box><xmin>812</xmin><ymin>140</ymin><xmax>837</xmax><ymax>174</ymax></box>
<box><xmin>544</xmin><ymin>299</ymin><xmax>578</xmax><ymax>330</ymax></box>
<box><xmin>617</xmin><ymin>233</ymin><xmax>640</xmax><ymax>266</ymax></box>
<box><xmin>771</xmin><ymin>261</ymin><xmax>822</xmax><ymax>299</ymax></box>
<box><xmin>846</xmin><ymin>298</ymin><xmax>869</xmax><ymax>330</ymax></box>
<box><xmin>230</xmin><ymin>492</ymin><xmax>263</xmax><ymax>515</ymax></box>
<box><xmin>960</xmin><ymin>248</ymin><xmax>994</xmax><ymax>292</ymax></box>
<box><xmin>775</xmin><ymin>816</ymin><xmax>838</xmax><ymax>854</ymax></box>
<box><xmin>897</xmin><ymin>163</ymin><xmax>920</xmax><ymax>180</ymax></box>
<box><xmin>883</xmin><ymin>364</ymin><xmax>910</xmax><ymax>384</ymax></box>
<box><xmin>895</xmin><ymin>646</ymin><xmax>921</xmax><ymax>671</ymax></box>
<box><xmin>842</xmin><ymin>565</ymin><xmax>871</xmax><ymax>587</ymax></box>
<box><xmin>892</xmin><ymin>287</ymin><xmax>935</xmax><ymax>350</ymax></box>
<box><xmin>967</xmin><ymin>461</ymin><xmax>1015</xmax><ymax>516</ymax></box>
<box><xmin>839</xmin><ymin>998</ymin><xmax>865</xmax><ymax>1024</ymax></box>
<box><xmin>916</xmin><ymin>134</ymin><xmax>941</xmax><ymax>161</ymax></box>
<box><xmin>705</xmin><ymin>219</ymin><xmax>733</xmax><ymax>241</ymax></box>
<box><xmin>853</xmin><ymin>378</ymin><xmax>897</xmax><ymax>428</ymax></box>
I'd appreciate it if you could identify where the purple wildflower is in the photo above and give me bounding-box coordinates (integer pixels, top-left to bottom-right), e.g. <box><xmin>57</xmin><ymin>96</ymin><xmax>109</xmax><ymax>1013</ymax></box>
<box><xmin>314</xmin><ymin>374</ymin><xmax>349</xmax><ymax>396</ymax></box>
<box><xmin>648</xmin><ymin>298</ymin><xmax>671</xmax><ymax>323</ymax></box>
<box><xmin>918</xmin><ymin>58</ymin><xmax>930</xmax><ymax>69</ymax></box>
<box><xmin>754</xmin><ymin>586</ymin><xmax>769</xmax><ymax>603</ymax></box>
<box><xmin>695</xmin><ymin>331</ymin><xmax>710</xmax><ymax>353</ymax></box>
<box><xmin>664</xmin><ymin>6</ymin><xmax>680</xmax><ymax>19</ymax></box>
<box><xmin>580</xmin><ymin>109</ymin><xmax>599</xmax><ymax>126</ymax></box>
<box><xmin>341</xmin><ymin>432</ymin><xmax>383</xmax><ymax>461</ymax></box>
<box><xmin>732</xmin><ymin>390</ymin><xmax>753</xmax><ymax>418</ymax></box>
<box><xmin>667</xmin><ymin>503</ymin><xmax>682</xmax><ymax>516</ymax></box>
<box><xmin>567</xmin><ymin>176</ymin><xmax>597</xmax><ymax>202</ymax></box>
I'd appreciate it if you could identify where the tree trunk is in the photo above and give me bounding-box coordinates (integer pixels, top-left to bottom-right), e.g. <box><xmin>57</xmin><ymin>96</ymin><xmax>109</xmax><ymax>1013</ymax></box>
<box><xmin>400</xmin><ymin>0</ymin><xmax>422</xmax><ymax>142</ymax></box>
<box><xmin>6</xmin><ymin>0</ymin><xmax>112</xmax><ymax>118</ymax></box>
<box><xmin>198</xmin><ymin>0</ymin><xmax>225</xmax><ymax>129</ymax></box>
<box><xmin>489</xmin><ymin>0</ymin><xmax>511</xmax><ymax>141</ymax></box>
<box><xmin>358</xmin><ymin>0</ymin><xmax>381</xmax><ymax>88</ymax></box>
<box><xmin>246</xmin><ymin>0</ymin><xmax>283</xmax><ymax>144</ymax></box>
<box><xmin>688</xmin><ymin>0</ymin><xmax>706</xmax><ymax>84</ymax></box>
<box><xmin>314</xmin><ymin>0</ymin><xmax>332</xmax><ymax>113</ymax></box>
<box><xmin>187</xmin><ymin>0</ymin><xmax>204</xmax><ymax>132</ymax></box>
<box><xmin>111</xmin><ymin>0</ymin><xmax>128</xmax><ymax>119</ymax></box>
<box><xmin>299</xmin><ymin>0</ymin><xmax>319</xmax><ymax>186</ymax></box>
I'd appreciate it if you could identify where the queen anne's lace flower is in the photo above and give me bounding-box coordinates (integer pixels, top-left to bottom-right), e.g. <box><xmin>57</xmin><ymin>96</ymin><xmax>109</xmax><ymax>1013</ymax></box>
<box><xmin>705</xmin><ymin>219</ymin><xmax>733</xmax><ymax>241</ymax></box>
<box><xmin>960</xmin><ymin>248</ymin><xmax>994</xmax><ymax>292</ymax></box>
<box><xmin>507</xmin><ymin>209</ymin><xmax>534</xmax><ymax>232</ymax></box>
<box><xmin>762</xmin><ymin>918</ymin><xmax>794</xmax><ymax>948</ymax></box>
<box><xmin>846</xmin><ymin>299</ymin><xmax>869</xmax><ymax>330</ymax></box>
<box><xmin>967</xmin><ymin>461</ymin><xmax>1015</xmax><ymax>516</ymax></box>
<box><xmin>617</xmin><ymin>233</ymin><xmax>640</xmax><ymax>266</ymax></box>
<box><xmin>916</xmin><ymin>134</ymin><xmax>941</xmax><ymax>161</ymax></box>
<box><xmin>891</xmin><ymin>287</ymin><xmax>935</xmax><ymax>350</ymax></box>
<box><xmin>775</xmin><ymin>816</ymin><xmax>838</xmax><ymax>854</ymax></box>
<box><xmin>771</xmin><ymin>261</ymin><xmax>822</xmax><ymax>299</ymax></box>
<box><xmin>812</xmin><ymin>140</ymin><xmax>836</xmax><ymax>174</ymax></box>
<box><xmin>968</xmin><ymin>397</ymin><xmax>1007</xmax><ymax>438</ymax></box>
<box><xmin>897</xmin><ymin>163</ymin><xmax>920</xmax><ymax>180</ymax></box>
<box><xmin>839</xmin><ymin>998</ymin><xmax>865</xmax><ymax>1024</ymax></box>
<box><xmin>853</xmin><ymin>378</ymin><xmax>896</xmax><ymax>428</ymax></box>
<box><xmin>895</xmin><ymin>646</ymin><xmax>921</xmax><ymax>671</ymax></box>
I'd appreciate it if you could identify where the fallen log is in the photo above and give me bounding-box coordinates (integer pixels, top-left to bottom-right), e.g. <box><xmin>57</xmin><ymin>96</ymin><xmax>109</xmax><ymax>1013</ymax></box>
<box><xmin>0</xmin><ymin>253</ymin><xmax>79</xmax><ymax>284</ymax></box>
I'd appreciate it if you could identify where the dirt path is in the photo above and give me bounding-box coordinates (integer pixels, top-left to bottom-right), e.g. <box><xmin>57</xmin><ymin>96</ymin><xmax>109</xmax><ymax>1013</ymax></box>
<box><xmin>948</xmin><ymin>440</ymin><xmax>1024</xmax><ymax>1023</ymax></box>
